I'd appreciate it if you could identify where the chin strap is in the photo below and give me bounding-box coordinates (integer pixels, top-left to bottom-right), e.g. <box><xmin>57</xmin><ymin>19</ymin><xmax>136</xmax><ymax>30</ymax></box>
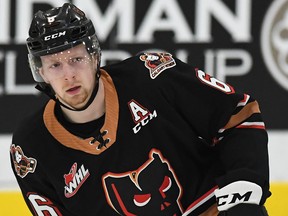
<box><xmin>35</xmin><ymin>70</ymin><xmax>100</xmax><ymax>112</ymax></box>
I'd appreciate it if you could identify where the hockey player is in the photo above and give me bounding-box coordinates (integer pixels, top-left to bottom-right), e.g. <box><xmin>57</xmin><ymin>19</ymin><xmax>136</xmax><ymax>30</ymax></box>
<box><xmin>10</xmin><ymin>3</ymin><xmax>270</xmax><ymax>216</ymax></box>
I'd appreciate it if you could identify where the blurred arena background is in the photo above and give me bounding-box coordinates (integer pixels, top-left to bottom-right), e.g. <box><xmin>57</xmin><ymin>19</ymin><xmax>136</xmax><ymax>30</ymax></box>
<box><xmin>1</xmin><ymin>0</ymin><xmax>287</xmax><ymax>215</ymax></box>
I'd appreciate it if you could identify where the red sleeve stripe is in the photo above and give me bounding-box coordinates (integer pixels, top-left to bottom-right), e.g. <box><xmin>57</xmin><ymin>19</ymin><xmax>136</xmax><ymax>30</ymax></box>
<box><xmin>236</xmin><ymin>121</ymin><xmax>265</xmax><ymax>129</ymax></box>
<box><xmin>182</xmin><ymin>186</ymin><xmax>218</xmax><ymax>216</ymax></box>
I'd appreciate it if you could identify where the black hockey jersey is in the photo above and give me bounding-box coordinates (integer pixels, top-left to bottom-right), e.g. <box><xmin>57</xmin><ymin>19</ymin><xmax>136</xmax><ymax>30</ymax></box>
<box><xmin>10</xmin><ymin>53</ymin><xmax>270</xmax><ymax>216</ymax></box>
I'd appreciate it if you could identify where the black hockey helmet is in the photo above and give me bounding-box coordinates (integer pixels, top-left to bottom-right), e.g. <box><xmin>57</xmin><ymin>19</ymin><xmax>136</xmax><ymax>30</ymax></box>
<box><xmin>27</xmin><ymin>2</ymin><xmax>101</xmax><ymax>82</ymax></box>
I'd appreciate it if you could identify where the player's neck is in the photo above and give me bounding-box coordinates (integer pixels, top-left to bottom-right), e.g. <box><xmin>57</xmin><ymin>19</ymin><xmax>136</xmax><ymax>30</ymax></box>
<box><xmin>60</xmin><ymin>78</ymin><xmax>105</xmax><ymax>123</ymax></box>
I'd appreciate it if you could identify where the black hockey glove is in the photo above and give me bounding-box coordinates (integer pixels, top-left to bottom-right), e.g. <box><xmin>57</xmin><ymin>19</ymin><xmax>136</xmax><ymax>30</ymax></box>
<box><xmin>218</xmin><ymin>204</ymin><xmax>269</xmax><ymax>216</ymax></box>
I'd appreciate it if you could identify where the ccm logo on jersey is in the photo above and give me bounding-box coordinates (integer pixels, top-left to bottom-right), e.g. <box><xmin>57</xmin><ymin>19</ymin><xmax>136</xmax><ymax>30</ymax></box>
<box><xmin>44</xmin><ymin>31</ymin><xmax>66</xmax><ymax>41</ymax></box>
<box><xmin>214</xmin><ymin>181</ymin><xmax>262</xmax><ymax>211</ymax></box>
<box><xmin>64</xmin><ymin>162</ymin><xmax>90</xmax><ymax>198</ymax></box>
<box><xmin>128</xmin><ymin>100</ymin><xmax>157</xmax><ymax>134</ymax></box>
<box><xmin>140</xmin><ymin>52</ymin><xmax>176</xmax><ymax>79</ymax></box>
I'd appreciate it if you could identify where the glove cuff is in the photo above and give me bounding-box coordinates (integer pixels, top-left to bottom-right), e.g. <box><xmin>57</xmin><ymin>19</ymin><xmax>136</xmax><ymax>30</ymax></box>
<box><xmin>215</xmin><ymin>180</ymin><xmax>262</xmax><ymax>211</ymax></box>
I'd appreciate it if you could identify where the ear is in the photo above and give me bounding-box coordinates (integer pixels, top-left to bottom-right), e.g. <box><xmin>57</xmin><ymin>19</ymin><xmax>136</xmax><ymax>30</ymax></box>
<box><xmin>39</xmin><ymin>68</ymin><xmax>50</xmax><ymax>84</ymax></box>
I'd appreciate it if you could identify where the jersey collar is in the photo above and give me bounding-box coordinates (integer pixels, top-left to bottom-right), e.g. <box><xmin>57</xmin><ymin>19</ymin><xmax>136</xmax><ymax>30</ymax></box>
<box><xmin>43</xmin><ymin>69</ymin><xmax>119</xmax><ymax>155</ymax></box>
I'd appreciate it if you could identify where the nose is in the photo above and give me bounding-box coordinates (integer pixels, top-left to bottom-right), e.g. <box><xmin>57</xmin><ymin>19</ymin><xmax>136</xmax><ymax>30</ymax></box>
<box><xmin>63</xmin><ymin>64</ymin><xmax>77</xmax><ymax>80</ymax></box>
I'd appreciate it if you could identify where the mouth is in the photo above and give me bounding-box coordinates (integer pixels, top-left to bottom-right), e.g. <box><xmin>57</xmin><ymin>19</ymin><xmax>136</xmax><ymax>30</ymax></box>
<box><xmin>66</xmin><ymin>86</ymin><xmax>81</xmax><ymax>95</ymax></box>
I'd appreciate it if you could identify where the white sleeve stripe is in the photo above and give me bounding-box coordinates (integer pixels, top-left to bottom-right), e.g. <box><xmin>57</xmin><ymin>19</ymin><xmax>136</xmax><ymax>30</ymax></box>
<box><xmin>218</xmin><ymin>122</ymin><xmax>265</xmax><ymax>134</ymax></box>
<box><xmin>238</xmin><ymin>122</ymin><xmax>265</xmax><ymax>126</ymax></box>
<box><xmin>237</xmin><ymin>94</ymin><xmax>250</xmax><ymax>107</ymax></box>
<box><xmin>218</xmin><ymin>128</ymin><xmax>225</xmax><ymax>133</ymax></box>
<box><xmin>183</xmin><ymin>186</ymin><xmax>217</xmax><ymax>216</ymax></box>
<box><xmin>236</xmin><ymin>122</ymin><xmax>265</xmax><ymax>129</ymax></box>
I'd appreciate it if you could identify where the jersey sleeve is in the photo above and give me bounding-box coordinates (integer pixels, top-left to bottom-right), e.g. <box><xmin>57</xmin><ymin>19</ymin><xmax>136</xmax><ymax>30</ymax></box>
<box><xmin>147</xmin><ymin>55</ymin><xmax>243</xmax><ymax>143</ymax></box>
<box><xmin>10</xmin><ymin>122</ymin><xmax>69</xmax><ymax>216</ymax></box>
<box><xmin>142</xmin><ymin>53</ymin><xmax>271</xmax><ymax>212</ymax></box>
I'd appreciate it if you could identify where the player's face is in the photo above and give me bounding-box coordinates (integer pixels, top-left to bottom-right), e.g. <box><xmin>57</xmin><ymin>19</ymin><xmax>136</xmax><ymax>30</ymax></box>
<box><xmin>39</xmin><ymin>44</ymin><xmax>98</xmax><ymax>109</ymax></box>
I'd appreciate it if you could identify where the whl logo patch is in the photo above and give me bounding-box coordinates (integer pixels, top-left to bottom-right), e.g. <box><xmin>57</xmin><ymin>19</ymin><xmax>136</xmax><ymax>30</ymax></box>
<box><xmin>64</xmin><ymin>162</ymin><xmax>90</xmax><ymax>198</ymax></box>
<box><xmin>128</xmin><ymin>100</ymin><xmax>157</xmax><ymax>134</ymax></box>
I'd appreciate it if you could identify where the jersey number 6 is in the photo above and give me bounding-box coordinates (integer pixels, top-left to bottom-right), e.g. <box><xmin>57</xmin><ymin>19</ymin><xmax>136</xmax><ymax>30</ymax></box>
<box><xmin>28</xmin><ymin>193</ymin><xmax>62</xmax><ymax>216</ymax></box>
<box><xmin>196</xmin><ymin>70</ymin><xmax>235</xmax><ymax>94</ymax></box>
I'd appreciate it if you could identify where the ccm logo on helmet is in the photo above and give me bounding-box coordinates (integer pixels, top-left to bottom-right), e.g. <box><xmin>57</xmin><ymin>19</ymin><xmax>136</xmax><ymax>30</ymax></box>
<box><xmin>44</xmin><ymin>31</ymin><xmax>66</xmax><ymax>41</ymax></box>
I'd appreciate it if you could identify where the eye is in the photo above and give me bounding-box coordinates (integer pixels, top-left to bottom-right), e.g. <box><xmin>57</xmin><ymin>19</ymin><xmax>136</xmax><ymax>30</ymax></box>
<box><xmin>133</xmin><ymin>194</ymin><xmax>151</xmax><ymax>207</ymax></box>
<box><xmin>160</xmin><ymin>176</ymin><xmax>171</xmax><ymax>193</ymax></box>
<box><xmin>71</xmin><ymin>57</ymin><xmax>83</xmax><ymax>63</ymax></box>
<box><xmin>50</xmin><ymin>62</ymin><xmax>61</xmax><ymax>68</ymax></box>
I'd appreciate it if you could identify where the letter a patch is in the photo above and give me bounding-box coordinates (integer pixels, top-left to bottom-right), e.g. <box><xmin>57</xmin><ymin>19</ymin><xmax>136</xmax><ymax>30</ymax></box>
<box><xmin>128</xmin><ymin>99</ymin><xmax>157</xmax><ymax>134</ymax></box>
